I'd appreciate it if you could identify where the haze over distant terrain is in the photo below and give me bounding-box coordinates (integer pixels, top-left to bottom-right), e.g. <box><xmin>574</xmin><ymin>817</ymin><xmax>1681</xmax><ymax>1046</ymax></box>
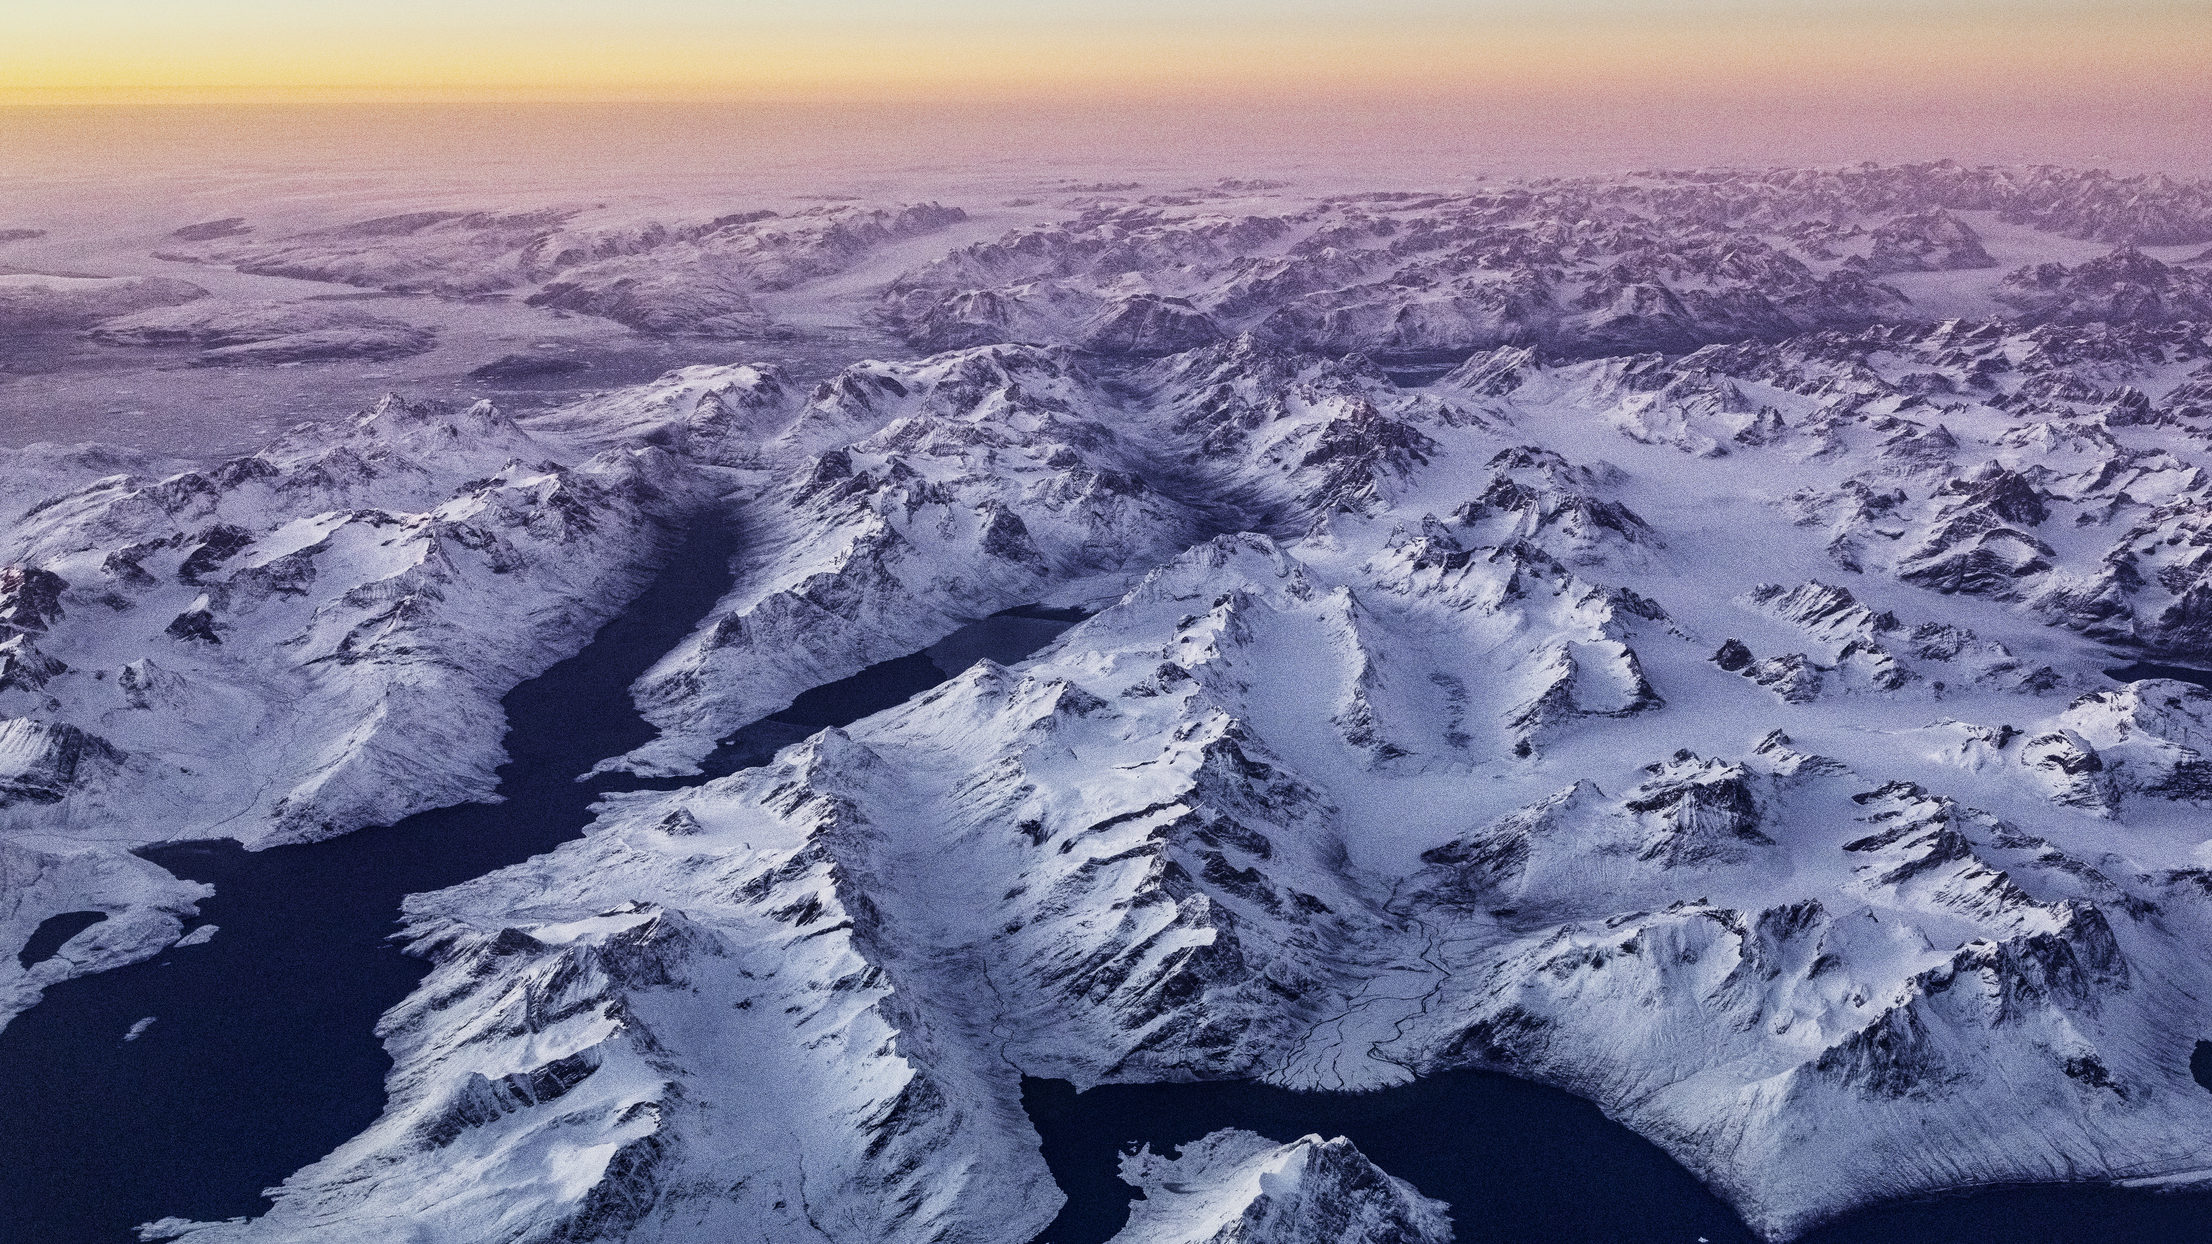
<box><xmin>3</xmin><ymin>84</ymin><xmax>2209</xmax><ymax>453</ymax></box>
<box><xmin>7</xmin><ymin>4</ymin><xmax>2212</xmax><ymax>1243</ymax></box>
<box><xmin>0</xmin><ymin>5</ymin><xmax>2201</xmax><ymax>448</ymax></box>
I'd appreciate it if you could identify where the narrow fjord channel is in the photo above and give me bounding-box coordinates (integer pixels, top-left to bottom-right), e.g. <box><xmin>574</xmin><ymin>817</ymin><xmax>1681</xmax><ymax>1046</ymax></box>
<box><xmin>0</xmin><ymin>524</ymin><xmax>1081</xmax><ymax>1243</ymax></box>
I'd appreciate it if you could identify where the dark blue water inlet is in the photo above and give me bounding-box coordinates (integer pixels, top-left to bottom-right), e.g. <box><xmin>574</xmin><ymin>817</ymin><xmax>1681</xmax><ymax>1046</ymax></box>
<box><xmin>18</xmin><ymin>911</ymin><xmax>110</xmax><ymax>969</ymax></box>
<box><xmin>1029</xmin><ymin>1070</ymin><xmax>2212</xmax><ymax>1244</ymax></box>
<box><xmin>2106</xmin><ymin>662</ymin><xmax>2212</xmax><ymax>691</ymax></box>
<box><xmin>0</xmin><ymin>522</ymin><xmax>1082</xmax><ymax>1244</ymax></box>
<box><xmin>9</xmin><ymin>572</ymin><xmax>2212</xmax><ymax>1243</ymax></box>
<box><xmin>1024</xmin><ymin>1072</ymin><xmax>1756</xmax><ymax>1244</ymax></box>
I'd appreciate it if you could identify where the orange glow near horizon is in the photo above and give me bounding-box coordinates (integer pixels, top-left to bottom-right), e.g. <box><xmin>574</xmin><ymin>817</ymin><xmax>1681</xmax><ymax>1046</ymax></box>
<box><xmin>1</xmin><ymin>4</ymin><xmax>2208</xmax><ymax>107</ymax></box>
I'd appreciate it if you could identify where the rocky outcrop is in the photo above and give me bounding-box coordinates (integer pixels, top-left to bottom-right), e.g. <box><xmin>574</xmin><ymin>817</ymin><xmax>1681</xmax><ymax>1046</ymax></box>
<box><xmin>1854</xmin><ymin>210</ymin><xmax>1997</xmax><ymax>275</ymax></box>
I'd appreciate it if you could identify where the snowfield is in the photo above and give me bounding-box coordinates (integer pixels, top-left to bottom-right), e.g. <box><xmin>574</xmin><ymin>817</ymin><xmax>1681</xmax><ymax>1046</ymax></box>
<box><xmin>1111</xmin><ymin>1130</ymin><xmax>1455</xmax><ymax>1244</ymax></box>
<box><xmin>0</xmin><ymin>395</ymin><xmax>709</xmax><ymax>1025</ymax></box>
<box><xmin>9</xmin><ymin>161</ymin><xmax>2212</xmax><ymax>1243</ymax></box>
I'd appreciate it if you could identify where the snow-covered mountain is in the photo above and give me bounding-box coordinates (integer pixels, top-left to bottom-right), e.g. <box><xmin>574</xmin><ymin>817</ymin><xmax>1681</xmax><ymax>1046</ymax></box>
<box><xmin>1110</xmin><ymin>1130</ymin><xmax>1454</xmax><ymax>1244</ymax></box>
<box><xmin>0</xmin><ymin>395</ymin><xmax>706</xmax><ymax>1024</ymax></box>
<box><xmin>881</xmin><ymin>164</ymin><xmax>2212</xmax><ymax>361</ymax></box>
<box><xmin>577</xmin><ymin>337</ymin><xmax>1469</xmax><ymax>775</ymax></box>
<box><xmin>158</xmin><ymin>202</ymin><xmax>970</xmax><ymax>338</ymax></box>
<box><xmin>88</xmin><ymin>300</ymin><xmax>439</xmax><ymax>366</ymax></box>
<box><xmin>0</xmin><ymin>272</ymin><xmax>205</xmax><ymax>333</ymax></box>
<box><xmin>11</xmin><ymin>162</ymin><xmax>2212</xmax><ymax>1244</ymax></box>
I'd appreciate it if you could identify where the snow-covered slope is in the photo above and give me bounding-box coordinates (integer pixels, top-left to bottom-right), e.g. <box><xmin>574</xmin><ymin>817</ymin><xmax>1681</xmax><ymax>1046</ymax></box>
<box><xmin>881</xmin><ymin>165</ymin><xmax>2212</xmax><ymax>362</ymax></box>
<box><xmin>594</xmin><ymin>336</ymin><xmax>1472</xmax><ymax>775</ymax></box>
<box><xmin>151</xmin><ymin>289</ymin><xmax>2212</xmax><ymax>1243</ymax></box>
<box><xmin>0</xmin><ymin>395</ymin><xmax>704</xmax><ymax>1025</ymax></box>
<box><xmin>1110</xmin><ymin>1130</ymin><xmax>1453</xmax><ymax>1244</ymax></box>
<box><xmin>88</xmin><ymin>300</ymin><xmax>439</xmax><ymax>365</ymax></box>
<box><xmin>0</xmin><ymin>271</ymin><xmax>205</xmax><ymax>332</ymax></box>
<box><xmin>18</xmin><ymin>162</ymin><xmax>2212</xmax><ymax>1244</ymax></box>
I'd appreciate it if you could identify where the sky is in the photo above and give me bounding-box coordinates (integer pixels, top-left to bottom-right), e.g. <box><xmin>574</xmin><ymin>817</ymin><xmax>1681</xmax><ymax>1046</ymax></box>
<box><xmin>1</xmin><ymin>1</ymin><xmax>2206</xmax><ymax>183</ymax></box>
<box><xmin>2</xmin><ymin>0</ymin><xmax>2208</xmax><ymax>105</ymax></box>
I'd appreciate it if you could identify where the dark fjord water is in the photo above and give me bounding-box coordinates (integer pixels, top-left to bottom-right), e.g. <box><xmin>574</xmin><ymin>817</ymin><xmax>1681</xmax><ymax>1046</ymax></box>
<box><xmin>0</xmin><ymin>525</ymin><xmax>1081</xmax><ymax>1244</ymax></box>
<box><xmin>1023</xmin><ymin>1073</ymin><xmax>1757</xmax><ymax>1244</ymax></box>
<box><xmin>1029</xmin><ymin>1072</ymin><xmax>2212</xmax><ymax>1244</ymax></box>
<box><xmin>17</xmin><ymin>910</ymin><xmax>110</xmax><ymax>969</ymax></box>
<box><xmin>6</xmin><ymin>568</ymin><xmax>2212</xmax><ymax>1243</ymax></box>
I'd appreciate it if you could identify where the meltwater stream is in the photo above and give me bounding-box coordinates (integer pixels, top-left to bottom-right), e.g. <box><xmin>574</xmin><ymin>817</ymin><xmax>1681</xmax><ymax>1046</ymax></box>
<box><xmin>0</xmin><ymin>524</ymin><xmax>1082</xmax><ymax>1244</ymax></box>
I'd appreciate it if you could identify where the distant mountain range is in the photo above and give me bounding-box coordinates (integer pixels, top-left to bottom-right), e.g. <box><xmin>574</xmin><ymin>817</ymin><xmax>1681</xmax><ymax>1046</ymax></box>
<box><xmin>8</xmin><ymin>161</ymin><xmax>2212</xmax><ymax>1244</ymax></box>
